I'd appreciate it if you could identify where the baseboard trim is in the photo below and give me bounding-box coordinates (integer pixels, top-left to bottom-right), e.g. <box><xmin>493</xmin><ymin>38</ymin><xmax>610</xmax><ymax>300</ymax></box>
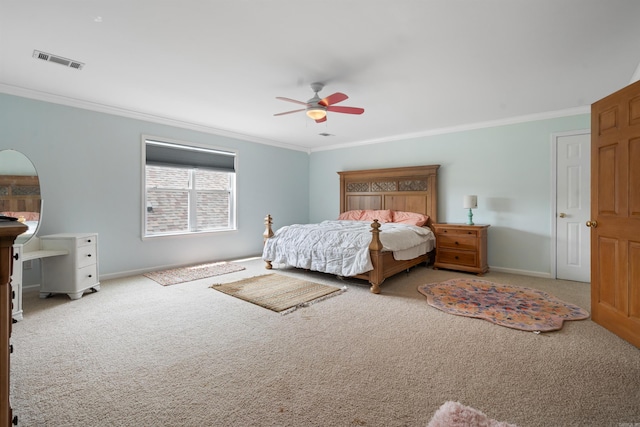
<box><xmin>100</xmin><ymin>261</ymin><xmax>549</xmax><ymax>281</ymax></box>
<box><xmin>22</xmin><ymin>284</ymin><xmax>41</xmax><ymax>292</ymax></box>
<box><xmin>100</xmin><ymin>256</ymin><xmax>264</xmax><ymax>281</ymax></box>
<box><xmin>488</xmin><ymin>266</ymin><xmax>552</xmax><ymax>279</ymax></box>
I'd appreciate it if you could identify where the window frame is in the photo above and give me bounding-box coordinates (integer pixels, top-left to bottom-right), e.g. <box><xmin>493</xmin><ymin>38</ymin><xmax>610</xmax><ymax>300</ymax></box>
<box><xmin>141</xmin><ymin>135</ymin><xmax>237</xmax><ymax>240</ymax></box>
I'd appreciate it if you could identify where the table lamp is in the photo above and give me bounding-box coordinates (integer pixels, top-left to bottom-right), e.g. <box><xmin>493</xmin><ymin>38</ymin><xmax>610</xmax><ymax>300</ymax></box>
<box><xmin>463</xmin><ymin>195</ymin><xmax>477</xmax><ymax>225</ymax></box>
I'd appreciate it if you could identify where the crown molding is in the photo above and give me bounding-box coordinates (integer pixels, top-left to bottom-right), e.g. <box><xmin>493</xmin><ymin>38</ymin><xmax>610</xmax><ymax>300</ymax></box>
<box><xmin>1</xmin><ymin>83</ymin><xmax>589</xmax><ymax>155</ymax></box>
<box><xmin>0</xmin><ymin>84</ymin><xmax>309</xmax><ymax>153</ymax></box>
<box><xmin>310</xmin><ymin>106</ymin><xmax>591</xmax><ymax>152</ymax></box>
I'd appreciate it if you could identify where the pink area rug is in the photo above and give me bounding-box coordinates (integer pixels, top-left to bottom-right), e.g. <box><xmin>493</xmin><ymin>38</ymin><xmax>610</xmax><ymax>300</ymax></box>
<box><xmin>418</xmin><ymin>278</ymin><xmax>590</xmax><ymax>332</ymax></box>
<box><xmin>427</xmin><ymin>401</ymin><xmax>517</xmax><ymax>427</ymax></box>
<box><xmin>144</xmin><ymin>261</ymin><xmax>245</xmax><ymax>286</ymax></box>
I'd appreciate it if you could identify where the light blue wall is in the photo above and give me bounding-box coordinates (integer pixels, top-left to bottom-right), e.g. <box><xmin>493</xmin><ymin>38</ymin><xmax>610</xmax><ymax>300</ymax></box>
<box><xmin>0</xmin><ymin>94</ymin><xmax>309</xmax><ymax>278</ymax></box>
<box><xmin>1</xmin><ymin>91</ymin><xmax>592</xmax><ymax>279</ymax></box>
<box><xmin>309</xmin><ymin>115</ymin><xmax>590</xmax><ymax>276</ymax></box>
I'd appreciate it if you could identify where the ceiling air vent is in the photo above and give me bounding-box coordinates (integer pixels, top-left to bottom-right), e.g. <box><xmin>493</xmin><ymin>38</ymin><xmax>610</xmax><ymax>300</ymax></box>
<box><xmin>33</xmin><ymin>50</ymin><xmax>85</xmax><ymax>70</ymax></box>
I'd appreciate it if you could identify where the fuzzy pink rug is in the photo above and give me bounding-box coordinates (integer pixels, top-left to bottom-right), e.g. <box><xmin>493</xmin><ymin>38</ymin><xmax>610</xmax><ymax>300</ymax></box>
<box><xmin>418</xmin><ymin>278</ymin><xmax>590</xmax><ymax>332</ymax></box>
<box><xmin>427</xmin><ymin>401</ymin><xmax>518</xmax><ymax>427</ymax></box>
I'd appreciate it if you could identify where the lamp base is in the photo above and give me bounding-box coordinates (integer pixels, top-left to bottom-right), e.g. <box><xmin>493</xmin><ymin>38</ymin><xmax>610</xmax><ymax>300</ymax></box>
<box><xmin>466</xmin><ymin>208</ymin><xmax>474</xmax><ymax>225</ymax></box>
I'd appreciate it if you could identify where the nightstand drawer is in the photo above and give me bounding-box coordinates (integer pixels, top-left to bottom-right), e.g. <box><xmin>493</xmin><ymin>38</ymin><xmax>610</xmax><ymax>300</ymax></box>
<box><xmin>437</xmin><ymin>235</ymin><xmax>477</xmax><ymax>251</ymax></box>
<box><xmin>437</xmin><ymin>248</ymin><xmax>477</xmax><ymax>267</ymax></box>
<box><xmin>437</xmin><ymin>227</ymin><xmax>478</xmax><ymax>237</ymax></box>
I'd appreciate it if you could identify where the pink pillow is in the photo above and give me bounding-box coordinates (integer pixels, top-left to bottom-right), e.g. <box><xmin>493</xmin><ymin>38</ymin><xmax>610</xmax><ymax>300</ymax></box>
<box><xmin>360</xmin><ymin>209</ymin><xmax>393</xmax><ymax>223</ymax></box>
<box><xmin>338</xmin><ymin>210</ymin><xmax>365</xmax><ymax>221</ymax></box>
<box><xmin>392</xmin><ymin>211</ymin><xmax>429</xmax><ymax>226</ymax></box>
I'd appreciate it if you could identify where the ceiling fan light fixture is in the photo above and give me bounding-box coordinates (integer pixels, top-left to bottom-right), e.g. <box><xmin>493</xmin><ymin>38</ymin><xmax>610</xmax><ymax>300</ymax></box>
<box><xmin>306</xmin><ymin>108</ymin><xmax>326</xmax><ymax>120</ymax></box>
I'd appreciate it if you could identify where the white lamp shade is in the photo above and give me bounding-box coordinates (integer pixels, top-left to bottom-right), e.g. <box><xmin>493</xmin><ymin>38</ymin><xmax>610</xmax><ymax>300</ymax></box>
<box><xmin>463</xmin><ymin>195</ymin><xmax>478</xmax><ymax>209</ymax></box>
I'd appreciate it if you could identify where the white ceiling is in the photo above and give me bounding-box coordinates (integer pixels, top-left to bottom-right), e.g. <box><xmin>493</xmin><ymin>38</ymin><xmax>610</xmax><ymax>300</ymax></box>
<box><xmin>1</xmin><ymin>1</ymin><xmax>639</xmax><ymax>152</ymax></box>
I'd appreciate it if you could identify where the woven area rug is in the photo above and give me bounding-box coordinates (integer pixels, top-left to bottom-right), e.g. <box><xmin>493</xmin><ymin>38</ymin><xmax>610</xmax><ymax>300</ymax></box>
<box><xmin>144</xmin><ymin>261</ymin><xmax>245</xmax><ymax>286</ymax></box>
<box><xmin>210</xmin><ymin>273</ymin><xmax>345</xmax><ymax>314</ymax></box>
<box><xmin>418</xmin><ymin>278</ymin><xmax>590</xmax><ymax>332</ymax></box>
<box><xmin>427</xmin><ymin>401</ymin><xmax>517</xmax><ymax>427</ymax></box>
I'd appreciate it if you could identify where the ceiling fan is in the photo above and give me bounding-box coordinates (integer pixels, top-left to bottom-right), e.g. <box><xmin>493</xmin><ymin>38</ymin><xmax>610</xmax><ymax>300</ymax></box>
<box><xmin>274</xmin><ymin>82</ymin><xmax>364</xmax><ymax>123</ymax></box>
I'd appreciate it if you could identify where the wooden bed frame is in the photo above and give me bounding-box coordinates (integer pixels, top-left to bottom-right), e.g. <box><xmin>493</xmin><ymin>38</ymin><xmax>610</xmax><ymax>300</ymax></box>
<box><xmin>0</xmin><ymin>175</ymin><xmax>41</xmax><ymax>214</ymax></box>
<box><xmin>263</xmin><ymin>164</ymin><xmax>440</xmax><ymax>294</ymax></box>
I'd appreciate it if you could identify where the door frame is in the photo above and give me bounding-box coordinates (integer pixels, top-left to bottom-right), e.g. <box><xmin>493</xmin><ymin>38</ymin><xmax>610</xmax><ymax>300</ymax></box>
<box><xmin>550</xmin><ymin>128</ymin><xmax>591</xmax><ymax>279</ymax></box>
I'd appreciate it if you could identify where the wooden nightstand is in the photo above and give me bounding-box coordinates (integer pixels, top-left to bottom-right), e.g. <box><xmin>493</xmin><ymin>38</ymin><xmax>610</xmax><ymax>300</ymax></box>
<box><xmin>432</xmin><ymin>223</ymin><xmax>489</xmax><ymax>275</ymax></box>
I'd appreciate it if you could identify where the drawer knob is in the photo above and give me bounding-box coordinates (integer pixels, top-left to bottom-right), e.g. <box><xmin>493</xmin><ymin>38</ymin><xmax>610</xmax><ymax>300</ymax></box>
<box><xmin>87</xmin><ymin>239</ymin><xmax>92</xmax><ymax>243</ymax></box>
<box><xmin>13</xmin><ymin>253</ymin><xmax>18</xmax><ymax>260</ymax></box>
<box><xmin>88</xmin><ymin>274</ymin><xmax>92</xmax><ymax>278</ymax></box>
<box><xmin>455</xmin><ymin>241</ymin><xmax>459</xmax><ymax>245</ymax></box>
<box><xmin>9</xmin><ymin>344</ymin><xmax>14</xmax><ymax>354</ymax></box>
<box><xmin>12</xmin><ymin>415</ymin><xmax>18</xmax><ymax>425</ymax></box>
<box><xmin>455</xmin><ymin>256</ymin><xmax>459</xmax><ymax>260</ymax></box>
<box><xmin>87</xmin><ymin>254</ymin><xmax>92</xmax><ymax>257</ymax></box>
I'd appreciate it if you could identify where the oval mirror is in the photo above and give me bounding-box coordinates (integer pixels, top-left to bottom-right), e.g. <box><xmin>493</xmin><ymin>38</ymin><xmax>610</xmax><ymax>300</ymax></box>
<box><xmin>0</xmin><ymin>150</ymin><xmax>41</xmax><ymax>245</ymax></box>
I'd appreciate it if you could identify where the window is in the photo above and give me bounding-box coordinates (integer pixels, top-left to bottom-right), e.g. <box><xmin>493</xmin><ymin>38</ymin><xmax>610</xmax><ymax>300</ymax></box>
<box><xmin>143</xmin><ymin>137</ymin><xmax>236</xmax><ymax>238</ymax></box>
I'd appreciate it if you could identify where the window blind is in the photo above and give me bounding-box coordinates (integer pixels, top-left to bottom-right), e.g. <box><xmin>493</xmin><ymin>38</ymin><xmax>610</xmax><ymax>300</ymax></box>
<box><xmin>145</xmin><ymin>140</ymin><xmax>235</xmax><ymax>172</ymax></box>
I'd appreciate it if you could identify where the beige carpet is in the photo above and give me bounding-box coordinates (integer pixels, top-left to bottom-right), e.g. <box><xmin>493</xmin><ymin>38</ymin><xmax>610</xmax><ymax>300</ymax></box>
<box><xmin>143</xmin><ymin>261</ymin><xmax>245</xmax><ymax>285</ymax></box>
<box><xmin>10</xmin><ymin>259</ymin><xmax>640</xmax><ymax>426</ymax></box>
<box><xmin>210</xmin><ymin>273</ymin><xmax>345</xmax><ymax>313</ymax></box>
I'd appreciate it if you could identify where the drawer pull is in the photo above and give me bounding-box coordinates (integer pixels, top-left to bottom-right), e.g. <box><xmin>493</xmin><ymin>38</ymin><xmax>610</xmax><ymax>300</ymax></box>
<box><xmin>87</xmin><ymin>254</ymin><xmax>92</xmax><ymax>257</ymax></box>
<box><xmin>13</xmin><ymin>253</ymin><xmax>18</xmax><ymax>260</ymax></box>
<box><xmin>9</xmin><ymin>344</ymin><xmax>13</xmax><ymax>354</ymax></box>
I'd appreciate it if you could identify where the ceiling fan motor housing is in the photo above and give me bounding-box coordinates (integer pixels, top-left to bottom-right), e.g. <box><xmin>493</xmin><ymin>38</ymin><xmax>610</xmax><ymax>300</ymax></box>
<box><xmin>310</xmin><ymin>82</ymin><xmax>325</xmax><ymax>93</ymax></box>
<box><xmin>274</xmin><ymin>81</ymin><xmax>363</xmax><ymax>122</ymax></box>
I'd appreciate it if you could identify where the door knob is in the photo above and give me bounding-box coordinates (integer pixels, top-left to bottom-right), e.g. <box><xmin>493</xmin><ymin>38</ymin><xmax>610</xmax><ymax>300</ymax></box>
<box><xmin>559</xmin><ymin>212</ymin><xmax>566</xmax><ymax>218</ymax></box>
<box><xmin>586</xmin><ymin>220</ymin><xmax>598</xmax><ymax>228</ymax></box>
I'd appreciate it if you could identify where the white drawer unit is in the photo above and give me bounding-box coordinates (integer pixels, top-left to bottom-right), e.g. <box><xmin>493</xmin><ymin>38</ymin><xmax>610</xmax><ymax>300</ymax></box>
<box><xmin>39</xmin><ymin>233</ymin><xmax>100</xmax><ymax>300</ymax></box>
<box><xmin>10</xmin><ymin>244</ymin><xmax>24</xmax><ymax>321</ymax></box>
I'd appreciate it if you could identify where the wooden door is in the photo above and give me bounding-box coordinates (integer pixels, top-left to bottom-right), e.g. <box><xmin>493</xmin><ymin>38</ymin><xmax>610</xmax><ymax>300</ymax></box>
<box><xmin>590</xmin><ymin>79</ymin><xmax>640</xmax><ymax>348</ymax></box>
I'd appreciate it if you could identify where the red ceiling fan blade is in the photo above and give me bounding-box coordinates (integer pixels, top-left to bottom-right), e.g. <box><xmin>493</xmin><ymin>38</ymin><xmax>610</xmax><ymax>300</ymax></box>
<box><xmin>276</xmin><ymin>96</ymin><xmax>308</xmax><ymax>106</ymax></box>
<box><xmin>315</xmin><ymin>116</ymin><xmax>327</xmax><ymax>123</ymax></box>
<box><xmin>327</xmin><ymin>105</ymin><xmax>364</xmax><ymax>115</ymax></box>
<box><xmin>319</xmin><ymin>92</ymin><xmax>348</xmax><ymax>107</ymax></box>
<box><xmin>274</xmin><ymin>108</ymin><xmax>305</xmax><ymax>116</ymax></box>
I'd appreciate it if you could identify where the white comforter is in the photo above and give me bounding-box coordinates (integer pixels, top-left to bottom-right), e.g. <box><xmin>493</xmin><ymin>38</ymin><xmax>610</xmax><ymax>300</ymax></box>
<box><xmin>262</xmin><ymin>220</ymin><xmax>435</xmax><ymax>277</ymax></box>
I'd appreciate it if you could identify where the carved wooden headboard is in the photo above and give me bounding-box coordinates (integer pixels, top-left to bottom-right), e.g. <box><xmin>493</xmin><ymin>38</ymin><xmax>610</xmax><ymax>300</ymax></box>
<box><xmin>338</xmin><ymin>165</ymin><xmax>439</xmax><ymax>226</ymax></box>
<box><xmin>0</xmin><ymin>175</ymin><xmax>41</xmax><ymax>214</ymax></box>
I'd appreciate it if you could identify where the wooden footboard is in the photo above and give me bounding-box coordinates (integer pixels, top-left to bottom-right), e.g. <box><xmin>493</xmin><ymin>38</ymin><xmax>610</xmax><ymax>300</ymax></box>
<box><xmin>263</xmin><ymin>214</ymin><xmax>274</xmax><ymax>270</ymax></box>
<box><xmin>262</xmin><ymin>215</ymin><xmax>428</xmax><ymax>294</ymax></box>
<box><xmin>353</xmin><ymin>218</ymin><xmax>430</xmax><ymax>293</ymax></box>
